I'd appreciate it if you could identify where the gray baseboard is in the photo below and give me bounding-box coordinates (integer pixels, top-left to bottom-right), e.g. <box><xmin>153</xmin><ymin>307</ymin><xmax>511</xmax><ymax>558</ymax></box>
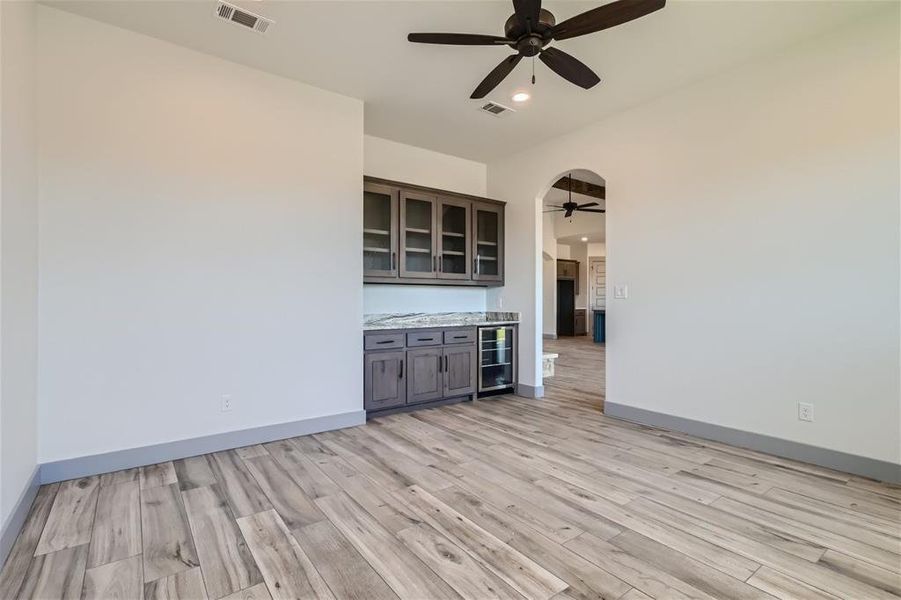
<box><xmin>0</xmin><ymin>466</ymin><xmax>41</xmax><ymax>569</ymax></box>
<box><xmin>516</xmin><ymin>383</ymin><xmax>544</xmax><ymax>399</ymax></box>
<box><xmin>542</xmin><ymin>333</ymin><xmax>558</xmax><ymax>340</ymax></box>
<box><xmin>40</xmin><ymin>410</ymin><xmax>366</xmax><ymax>484</ymax></box>
<box><xmin>605</xmin><ymin>402</ymin><xmax>901</xmax><ymax>484</ymax></box>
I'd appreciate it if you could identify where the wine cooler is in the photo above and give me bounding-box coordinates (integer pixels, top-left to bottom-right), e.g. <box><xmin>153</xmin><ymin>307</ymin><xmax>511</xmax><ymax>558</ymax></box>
<box><xmin>478</xmin><ymin>326</ymin><xmax>516</xmax><ymax>394</ymax></box>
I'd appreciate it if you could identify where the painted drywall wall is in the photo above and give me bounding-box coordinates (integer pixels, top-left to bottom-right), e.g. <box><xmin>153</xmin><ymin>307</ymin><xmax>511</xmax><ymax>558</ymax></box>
<box><xmin>488</xmin><ymin>9</ymin><xmax>900</xmax><ymax>463</ymax></box>
<box><xmin>363</xmin><ymin>135</ymin><xmax>489</xmax><ymax>314</ymax></box>
<box><xmin>570</xmin><ymin>242</ymin><xmax>589</xmax><ymax>310</ymax></box>
<box><xmin>364</xmin><ymin>135</ymin><xmax>487</xmax><ymax>196</ymax></box>
<box><xmin>587</xmin><ymin>243</ymin><xmax>606</xmax><ymax>257</ymax></box>
<box><xmin>364</xmin><ymin>286</ymin><xmax>487</xmax><ymax>314</ymax></box>
<box><xmin>0</xmin><ymin>0</ymin><xmax>39</xmax><ymax>529</ymax></box>
<box><xmin>542</xmin><ymin>213</ymin><xmax>557</xmax><ymax>337</ymax></box>
<box><xmin>36</xmin><ymin>7</ymin><xmax>364</xmax><ymax>462</ymax></box>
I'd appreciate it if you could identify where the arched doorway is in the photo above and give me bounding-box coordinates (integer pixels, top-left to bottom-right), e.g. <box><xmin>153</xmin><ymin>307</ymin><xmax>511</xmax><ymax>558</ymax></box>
<box><xmin>538</xmin><ymin>169</ymin><xmax>606</xmax><ymax>411</ymax></box>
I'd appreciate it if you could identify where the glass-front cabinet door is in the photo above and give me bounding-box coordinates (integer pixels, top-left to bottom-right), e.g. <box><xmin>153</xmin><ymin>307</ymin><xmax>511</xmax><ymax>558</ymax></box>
<box><xmin>437</xmin><ymin>197</ymin><xmax>471</xmax><ymax>280</ymax></box>
<box><xmin>479</xmin><ymin>326</ymin><xmax>516</xmax><ymax>392</ymax></box>
<box><xmin>472</xmin><ymin>202</ymin><xmax>504</xmax><ymax>282</ymax></box>
<box><xmin>399</xmin><ymin>190</ymin><xmax>438</xmax><ymax>279</ymax></box>
<box><xmin>363</xmin><ymin>182</ymin><xmax>398</xmax><ymax>278</ymax></box>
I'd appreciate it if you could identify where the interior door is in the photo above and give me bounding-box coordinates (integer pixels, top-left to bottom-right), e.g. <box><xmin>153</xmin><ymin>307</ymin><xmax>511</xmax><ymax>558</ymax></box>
<box><xmin>399</xmin><ymin>190</ymin><xmax>438</xmax><ymax>279</ymax></box>
<box><xmin>472</xmin><ymin>202</ymin><xmax>503</xmax><ymax>282</ymax></box>
<box><xmin>443</xmin><ymin>345</ymin><xmax>476</xmax><ymax>397</ymax></box>
<box><xmin>363</xmin><ymin>182</ymin><xmax>398</xmax><ymax>278</ymax></box>
<box><xmin>406</xmin><ymin>347</ymin><xmax>443</xmax><ymax>404</ymax></box>
<box><xmin>437</xmin><ymin>197</ymin><xmax>471</xmax><ymax>280</ymax></box>
<box><xmin>364</xmin><ymin>351</ymin><xmax>405</xmax><ymax>411</ymax></box>
<box><xmin>589</xmin><ymin>257</ymin><xmax>606</xmax><ymax>335</ymax></box>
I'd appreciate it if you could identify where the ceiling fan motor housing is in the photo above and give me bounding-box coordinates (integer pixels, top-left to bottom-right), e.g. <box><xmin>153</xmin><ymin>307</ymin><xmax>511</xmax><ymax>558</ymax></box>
<box><xmin>504</xmin><ymin>8</ymin><xmax>556</xmax><ymax>39</ymax></box>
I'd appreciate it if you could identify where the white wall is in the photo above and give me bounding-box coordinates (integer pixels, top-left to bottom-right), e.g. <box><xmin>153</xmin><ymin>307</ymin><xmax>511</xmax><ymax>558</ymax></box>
<box><xmin>488</xmin><ymin>9</ymin><xmax>900</xmax><ymax>464</ymax></box>
<box><xmin>0</xmin><ymin>0</ymin><xmax>39</xmax><ymax>527</ymax></box>
<box><xmin>36</xmin><ymin>8</ymin><xmax>364</xmax><ymax>463</ymax></box>
<box><xmin>363</xmin><ymin>135</ymin><xmax>489</xmax><ymax>314</ymax></box>
<box><xmin>587</xmin><ymin>243</ymin><xmax>606</xmax><ymax>257</ymax></box>
<box><xmin>542</xmin><ymin>213</ymin><xmax>557</xmax><ymax>337</ymax></box>
<box><xmin>364</xmin><ymin>135</ymin><xmax>487</xmax><ymax>197</ymax></box>
<box><xmin>570</xmin><ymin>242</ymin><xmax>589</xmax><ymax>310</ymax></box>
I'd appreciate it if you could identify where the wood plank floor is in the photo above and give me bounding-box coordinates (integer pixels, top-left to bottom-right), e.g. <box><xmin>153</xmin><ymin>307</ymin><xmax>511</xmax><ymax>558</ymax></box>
<box><xmin>3</xmin><ymin>347</ymin><xmax>900</xmax><ymax>599</ymax></box>
<box><xmin>544</xmin><ymin>336</ymin><xmax>605</xmax><ymax>411</ymax></box>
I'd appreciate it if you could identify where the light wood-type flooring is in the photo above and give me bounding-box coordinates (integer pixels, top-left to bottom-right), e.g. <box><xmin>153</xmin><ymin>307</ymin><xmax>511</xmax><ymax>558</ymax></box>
<box><xmin>2</xmin><ymin>344</ymin><xmax>900</xmax><ymax>599</ymax></box>
<box><xmin>544</xmin><ymin>336</ymin><xmax>605</xmax><ymax>411</ymax></box>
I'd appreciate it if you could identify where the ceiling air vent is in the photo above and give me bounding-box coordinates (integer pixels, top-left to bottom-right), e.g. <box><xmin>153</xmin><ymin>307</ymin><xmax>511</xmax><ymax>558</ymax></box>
<box><xmin>214</xmin><ymin>1</ymin><xmax>274</xmax><ymax>34</ymax></box>
<box><xmin>478</xmin><ymin>101</ymin><xmax>514</xmax><ymax>118</ymax></box>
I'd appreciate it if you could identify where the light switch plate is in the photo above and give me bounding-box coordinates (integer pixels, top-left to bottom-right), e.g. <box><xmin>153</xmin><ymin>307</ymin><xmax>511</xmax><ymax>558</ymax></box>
<box><xmin>798</xmin><ymin>402</ymin><xmax>814</xmax><ymax>422</ymax></box>
<box><xmin>614</xmin><ymin>284</ymin><xmax>629</xmax><ymax>299</ymax></box>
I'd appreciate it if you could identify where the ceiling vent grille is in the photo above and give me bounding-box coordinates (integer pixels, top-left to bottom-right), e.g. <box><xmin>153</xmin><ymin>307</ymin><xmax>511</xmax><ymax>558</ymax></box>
<box><xmin>479</xmin><ymin>101</ymin><xmax>514</xmax><ymax>118</ymax></box>
<box><xmin>214</xmin><ymin>1</ymin><xmax>274</xmax><ymax>34</ymax></box>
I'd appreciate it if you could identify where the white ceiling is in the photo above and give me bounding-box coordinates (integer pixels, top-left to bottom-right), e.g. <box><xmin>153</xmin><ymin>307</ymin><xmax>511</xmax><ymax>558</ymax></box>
<box><xmin>44</xmin><ymin>0</ymin><xmax>885</xmax><ymax>162</ymax></box>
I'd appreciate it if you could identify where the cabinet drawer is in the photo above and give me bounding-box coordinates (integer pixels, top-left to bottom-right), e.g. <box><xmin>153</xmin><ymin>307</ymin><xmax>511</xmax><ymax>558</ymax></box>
<box><xmin>407</xmin><ymin>331</ymin><xmax>442</xmax><ymax>347</ymax></box>
<box><xmin>364</xmin><ymin>333</ymin><xmax>405</xmax><ymax>350</ymax></box>
<box><xmin>443</xmin><ymin>328</ymin><xmax>476</xmax><ymax>345</ymax></box>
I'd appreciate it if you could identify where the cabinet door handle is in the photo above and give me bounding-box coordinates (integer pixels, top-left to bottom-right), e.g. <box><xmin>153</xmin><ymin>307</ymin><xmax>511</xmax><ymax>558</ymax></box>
<box><xmin>444</xmin><ymin>355</ymin><xmax>448</xmax><ymax>371</ymax></box>
<box><xmin>376</xmin><ymin>340</ymin><xmax>393</xmax><ymax>345</ymax></box>
<box><xmin>438</xmin><ymin>355</ymin><xmax>442</xmax><ymax>372</ymax></box>
<box><xmin>399</xmin><ymin>359</ymin><xmax>403</xmax><ymax>379</ymax></box>
<box><xmin>453</xmin><ymin>335</ymin><xmax>466</xmax><ymax>339</ymax></box>
<box><xmin>391</xmin><ymin>251</ymin><xmax>396</xmax><ymax>270</ymax></box>
<box><xmin>433</xmin><ymin>255</ymin><xmax>437</xmax><ymax>272</ymax></box>
<box><xmin>438</xmin><ymin>255</ymin><xmax>442</xmax><ymax>272</ymax></box>
<box><xmin>473</xmin><ymin>257</ymin><xmax>478</xmax><ymax>275</ymax></box>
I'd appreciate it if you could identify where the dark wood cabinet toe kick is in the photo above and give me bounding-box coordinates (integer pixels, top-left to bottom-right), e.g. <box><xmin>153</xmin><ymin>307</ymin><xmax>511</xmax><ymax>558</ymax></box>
<box><xmin>364</xmin><ymin>326</ymin><xmax>478</xmax><ymax>417</ymax></box>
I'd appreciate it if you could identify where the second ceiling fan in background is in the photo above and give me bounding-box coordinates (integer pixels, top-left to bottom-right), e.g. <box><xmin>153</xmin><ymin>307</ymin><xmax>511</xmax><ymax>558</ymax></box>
<box><xmin>407</xmin><ymin>0</ymin><xmax>666</xmax><ymax>99</ymax></box>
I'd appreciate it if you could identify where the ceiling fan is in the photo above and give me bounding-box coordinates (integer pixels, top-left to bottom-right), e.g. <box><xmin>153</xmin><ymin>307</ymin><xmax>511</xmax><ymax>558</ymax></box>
<box><xmin>407</xmin><ymin>0</ymin><xmax>666</xmax><ymax>99</ymax></box>
<box><xmin>545</xmin><ymin>174</ymin><xmax>605</xmax><ymax>218</ymax></box>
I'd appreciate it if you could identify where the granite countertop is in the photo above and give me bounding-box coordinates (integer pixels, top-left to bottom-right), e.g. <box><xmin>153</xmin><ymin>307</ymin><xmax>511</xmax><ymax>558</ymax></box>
<box><xmin>364</xmin><ymin>311</ymin><xmax>520</xmax><ymax>331</ymax></box>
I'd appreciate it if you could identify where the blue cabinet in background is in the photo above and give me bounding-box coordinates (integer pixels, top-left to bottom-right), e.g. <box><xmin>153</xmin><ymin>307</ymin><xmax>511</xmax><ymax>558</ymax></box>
<box><xmin>593</xmin><ymin>309</ymin><xmax>605</xmax><ymax>343</ymax></box>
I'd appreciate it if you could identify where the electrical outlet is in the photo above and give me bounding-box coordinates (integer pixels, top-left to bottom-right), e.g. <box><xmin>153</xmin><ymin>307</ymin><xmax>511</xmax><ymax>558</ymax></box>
<box><xmin>221</xmin><ymin>394</ymin><xmax>233</xmax><ymax>412</ymax></box>
<box><xmin>798</xmin><ymin>402</ymin><xmax>813</xmax><ymax>422</ymax></box>
<box><xmin>497</xmin><ymin>296</ymin><xmax>504</xmax><ymax>309</ymax></box>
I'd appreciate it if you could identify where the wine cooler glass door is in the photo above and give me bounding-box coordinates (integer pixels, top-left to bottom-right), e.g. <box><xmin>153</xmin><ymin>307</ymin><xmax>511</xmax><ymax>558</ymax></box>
<box><xmin>479</xmin><ymin>327</ymin><xmax>515</xmax><ymax>392</ymax></box>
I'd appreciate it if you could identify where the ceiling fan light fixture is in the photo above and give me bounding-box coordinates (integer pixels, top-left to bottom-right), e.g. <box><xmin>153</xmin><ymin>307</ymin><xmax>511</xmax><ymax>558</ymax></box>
<box><xmin>512</xmin><ymin>91</ymin><xmax>531</xmax><ymax>103</ymax></box>
<box><xmin>581</xmin><ymin>237</ymin><xmax>588</xmax><ymax>242</ymax></box>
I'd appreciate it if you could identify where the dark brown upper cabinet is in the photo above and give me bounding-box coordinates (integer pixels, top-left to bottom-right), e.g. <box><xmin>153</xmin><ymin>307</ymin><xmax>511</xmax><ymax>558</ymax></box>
<box><xmin>363</xmin><ymin>182</ymin><xmax>399</xmax><ymax>279</ymax></box>
<box><xmin>472</xmin><ymin>202</ymin><xmax>504</xmax><ymax>283</ymax></box>
<box><xmin>399</xmin><ymin>190</ymin><xmax>438</xmax><ymax>279</ymax></box>
<box><xmin>437</xmin><ymin>196</ymin><xmax>471</xmax><ymax>280</ymax></box>
<box><xmin>363</xmin><ymin>177</ymin><xmax>504</xmax><ymax>287</ymax></box>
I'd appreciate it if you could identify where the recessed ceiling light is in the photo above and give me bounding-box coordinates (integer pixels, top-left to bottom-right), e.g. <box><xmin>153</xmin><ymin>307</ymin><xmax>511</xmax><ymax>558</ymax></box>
<box><xmin>581</xmin><ymin>237</ymin><xmax>588</xmax><ymax>242</ymax></box>
<box><xmin>511</xmin><ymin>91</ymin><xmax>530</xmax><ymax>103</ymax></box>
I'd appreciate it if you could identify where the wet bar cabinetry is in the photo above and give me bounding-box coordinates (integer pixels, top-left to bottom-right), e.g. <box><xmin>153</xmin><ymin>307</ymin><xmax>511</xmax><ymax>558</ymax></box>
<box><xmin>363</xmin><ymin>176</ymin><xmax>504</xmax><ymax>286</ymax></box>
<box><xmin>363</xmin><ymin>327</ymin><xmax>478</xmax><ymax>416</ymax></box>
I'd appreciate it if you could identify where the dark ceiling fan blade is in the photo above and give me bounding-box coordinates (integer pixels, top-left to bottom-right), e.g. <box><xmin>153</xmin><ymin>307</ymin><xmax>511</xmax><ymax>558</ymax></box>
<box><xmin>512</xmin><ymin>0</ymin><xmax>542</xmax><ymax>31</ymax></box>
<box><xmin>577</xmin><ymin>202</ymin><xmax>599</xmax><ymax>208</ymax></box>
<box><xmin>564</xmin><ymin>210</ymin><xmax>574</xmax><ymax>217</ymax></box>
<box><xmin>407</xmin><ymin>33</ymin><xmax>512</xmax><ymax>45</ymax></box>
<box><xmin>552</xmin><ymin>0</ymin><xmax>666</xmax><ymax>41</ymax></box>
<box><xmin>471</xmin><ymin>54</ymin><xmax>523</xmax><ymax>99</ymax></box>
<box><xmin>577</xmin><ymin>208</ymin><xmax>606</xmax><ymax>213</ymax></box>
<box><xmin>545</xmin><ymin>204</ymin><xmax>565</xmax><ymax>208</ymax></box>
<box><xmin>543</xmin><ymin>209</ymin><xmax>565</xmax><ymax>213</ymax></box>
<box><xmin>538</xmin><ymin>47</ymin><xmax>600</xmax><ymax>89</ymax></box>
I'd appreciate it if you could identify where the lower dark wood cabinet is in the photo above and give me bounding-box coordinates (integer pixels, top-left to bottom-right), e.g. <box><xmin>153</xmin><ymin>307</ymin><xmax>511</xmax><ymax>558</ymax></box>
<box><xmin>443</xmin><ymin>344</ymin><xmax>477</xmax><ymax>397</ymax></box>
<box><xmin>363</xmin><ymin>351</ymin><xmax>406</xmax><ymax>411</ymax></box>
<box><xmin>406</xmin><ymin>346</ymin><xmax>443</xmax><ymax>404</ymax></box>
<box><xmin>364</xmin><ymin>327</ymin><xmax>478</xmax><ymax>416</ymax></box>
